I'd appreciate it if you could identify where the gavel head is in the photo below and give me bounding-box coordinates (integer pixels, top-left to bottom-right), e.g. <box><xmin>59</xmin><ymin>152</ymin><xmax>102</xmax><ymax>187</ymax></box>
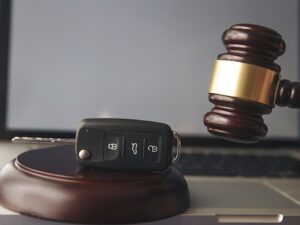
<box><xmin>203</xmin><ymin>24</ymin><xmax>286</xmax><ymax>143</ymax></box>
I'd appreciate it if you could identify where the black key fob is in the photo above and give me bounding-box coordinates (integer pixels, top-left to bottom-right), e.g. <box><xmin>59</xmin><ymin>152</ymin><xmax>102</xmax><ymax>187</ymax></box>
<box><xmin>75</xmin><ymin>118</ymin><xmax>180</xmax><ymax>171</ymax></box>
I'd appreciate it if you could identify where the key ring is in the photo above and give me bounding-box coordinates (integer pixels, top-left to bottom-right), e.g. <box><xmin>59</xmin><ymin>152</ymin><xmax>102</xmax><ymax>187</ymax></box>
<box><xmin>12</xmin><ymin>119</ymin><xmax>181</xmax><ymax>170</ymax></box>
<box><xmin>172</xmin><ymin>131</ymin><xmax>181</xmax><ymax>165</ymax></box>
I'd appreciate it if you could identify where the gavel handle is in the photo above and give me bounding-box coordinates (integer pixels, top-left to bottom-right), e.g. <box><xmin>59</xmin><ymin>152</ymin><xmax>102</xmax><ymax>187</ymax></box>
<box><xmin>276</xmin><ymin>79</ymin><xmax>300</xmax><ymax>108</ymax></box>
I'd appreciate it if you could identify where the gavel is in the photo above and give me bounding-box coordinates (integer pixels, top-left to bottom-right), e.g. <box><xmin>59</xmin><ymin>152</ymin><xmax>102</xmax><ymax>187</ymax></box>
<box><xmin>204</xmin><ymin>24</ymin><xmax>300</xmax><ymax>144</ymax></box>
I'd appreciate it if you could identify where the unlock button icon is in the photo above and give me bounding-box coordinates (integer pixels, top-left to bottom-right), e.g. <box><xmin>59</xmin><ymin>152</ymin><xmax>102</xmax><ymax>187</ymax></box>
<box><xmin>145</xmin><ymin>134</ymin><xmax>161</xmax><ymax>163</ymax></box>
<box><xmin>147</xmin><ymin>145</ymin><xmax>158</xmax><ymax>152</ymax></box>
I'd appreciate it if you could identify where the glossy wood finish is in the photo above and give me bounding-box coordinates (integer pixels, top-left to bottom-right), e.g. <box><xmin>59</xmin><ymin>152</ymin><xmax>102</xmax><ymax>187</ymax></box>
<box><xmin>0</xmin><ymin>146</ymin><xmax>190</xmax><ymax>224</ymax></box>
<box><xmin>204</xmin><ymin>24</ymin><xmax>292</xmax><ymax>143</ymax></box>
<box><xmin>218</xmin><ymin>24</ymin><xmax>285</xmax><ymax>72</ymax></box>
<box><xmin>276</xmin><ymin>79</ymin><xmax>300</xmax><ymax>108</ymax></box>
<box><xmin>204</xmin><ymin>94</ymin><xmax>271</xmax><ymax>143</ymax></box>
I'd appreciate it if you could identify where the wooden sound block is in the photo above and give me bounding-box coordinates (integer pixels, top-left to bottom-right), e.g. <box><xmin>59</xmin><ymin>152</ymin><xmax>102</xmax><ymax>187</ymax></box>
<box><xmin>0</xmin><ymin>146</ymin><xmax>190</xmax><ymax>224</ymax></box>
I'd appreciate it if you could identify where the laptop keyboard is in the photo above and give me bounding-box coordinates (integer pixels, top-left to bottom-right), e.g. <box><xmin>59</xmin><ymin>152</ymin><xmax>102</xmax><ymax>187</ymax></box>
<box><xmin>175</xmin><ymin>153</ymin><xmax>300</xmax><ymax>177</ymax></box>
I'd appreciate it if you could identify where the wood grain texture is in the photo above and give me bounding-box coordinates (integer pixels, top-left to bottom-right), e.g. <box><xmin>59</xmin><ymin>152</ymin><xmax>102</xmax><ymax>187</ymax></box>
<box><xmin>0</xmin><ymin>146</ymin><xmax>190</xmax><ymax>224</ymax></box>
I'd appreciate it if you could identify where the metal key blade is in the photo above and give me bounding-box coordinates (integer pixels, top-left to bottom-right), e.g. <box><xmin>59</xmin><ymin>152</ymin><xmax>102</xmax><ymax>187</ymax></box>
<box><xmin>11</xmin><ymin>137</ymin><xmax>76</xmax><ymax>145</ymax></box>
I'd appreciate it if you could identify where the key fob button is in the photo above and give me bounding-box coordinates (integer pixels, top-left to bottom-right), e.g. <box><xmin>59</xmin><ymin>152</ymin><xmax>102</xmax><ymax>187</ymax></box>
<box><xmin>124</xmin><ymin>133</ymin><xmax>144</xmax><ymax>161</ymax></box>
<box><xmin>76</xmin><ymin>128</ymin><xmax>104</xmax><ymax>162</ymax></box>
<box><xmin>104</xmin><ymin>133</ymin><xmax>123</xmax><ymax>161</ymax></box>
<box><xmin>75</xmin><ymin>118</ymin><xmax>174</xmax><ymax>170</ymax></box>
<box><xmin>145</xmin><ymin>134</ymin><xmax>161</xmax><ymax>163</ymax></box>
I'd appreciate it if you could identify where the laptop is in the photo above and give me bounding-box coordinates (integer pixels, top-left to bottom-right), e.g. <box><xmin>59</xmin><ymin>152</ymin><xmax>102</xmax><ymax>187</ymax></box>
<box><xmin>0</xmin><ymin>0</ymin><xmax>300</xmax><ymax>224</ymax></box>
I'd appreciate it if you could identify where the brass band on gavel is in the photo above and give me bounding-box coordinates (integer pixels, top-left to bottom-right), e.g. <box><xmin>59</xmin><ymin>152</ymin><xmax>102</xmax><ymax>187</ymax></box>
<box><xmin>209</xmin><ymin>60</ymin><xmax>280</xmax><ymax>107</ymax></box>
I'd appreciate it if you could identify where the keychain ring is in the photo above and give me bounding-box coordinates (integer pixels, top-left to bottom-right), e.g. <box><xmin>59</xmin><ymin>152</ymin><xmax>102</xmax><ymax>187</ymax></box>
<box><xmin>172</xmin><ymin>131</ymin><xmax>181</xmax><ymax>165</ymax></box>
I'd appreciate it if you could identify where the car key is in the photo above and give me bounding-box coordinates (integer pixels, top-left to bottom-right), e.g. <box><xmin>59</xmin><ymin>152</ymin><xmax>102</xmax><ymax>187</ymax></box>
<box><xmin>12</xmin><ymin>118</ymin><xmax>181</xmax><ymax>171</ymax></box>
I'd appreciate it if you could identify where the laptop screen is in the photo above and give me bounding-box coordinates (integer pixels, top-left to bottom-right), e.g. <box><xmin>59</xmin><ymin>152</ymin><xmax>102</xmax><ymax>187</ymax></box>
<box><xmin>1</xmin><ymin>0</ymin><xmax>299</xmax><ymax>141</ymax></box>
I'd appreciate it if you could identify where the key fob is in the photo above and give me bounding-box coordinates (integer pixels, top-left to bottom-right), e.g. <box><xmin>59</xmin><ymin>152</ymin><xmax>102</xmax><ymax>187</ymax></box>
<box><xmin>75</xmin><ymin>118</ymin><xmax>176</xmax><ymax>171</ymax></box>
